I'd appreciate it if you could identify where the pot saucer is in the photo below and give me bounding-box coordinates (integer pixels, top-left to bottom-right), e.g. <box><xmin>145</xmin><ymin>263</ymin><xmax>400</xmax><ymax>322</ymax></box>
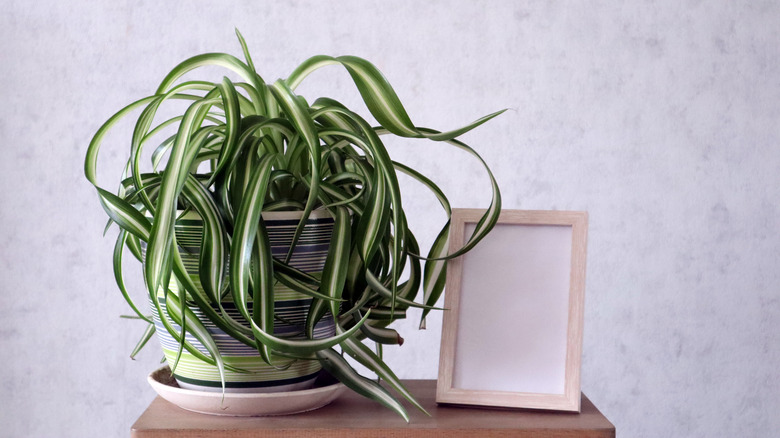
<box><xmin>148</xmin><ymin>366</ymin><xmax>346</xmax><ymax>416</ymax></box>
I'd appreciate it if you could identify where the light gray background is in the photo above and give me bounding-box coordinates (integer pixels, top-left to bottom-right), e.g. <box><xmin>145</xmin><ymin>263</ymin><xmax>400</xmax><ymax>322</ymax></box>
<box><xmin>2</xmin><ymin>1</ymin><xmax>778</xmax><ymax>437</ymax></box>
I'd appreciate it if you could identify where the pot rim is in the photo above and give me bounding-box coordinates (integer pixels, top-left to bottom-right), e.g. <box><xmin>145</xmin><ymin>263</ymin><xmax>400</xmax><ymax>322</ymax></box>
<box><xmin>260</xmin><ymin>208</ymin><xmax>332</xmax><ymax>221</ymax></box>
<box><xmin>153</xmin><ymin>208</ymin><xmax>334</xmax><ymax>221</ymax></box>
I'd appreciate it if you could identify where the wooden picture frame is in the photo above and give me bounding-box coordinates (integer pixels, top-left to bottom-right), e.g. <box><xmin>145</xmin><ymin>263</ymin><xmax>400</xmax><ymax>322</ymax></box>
<box><xmin>436</xmin><ymin>209</ymin><xmax>588</xmax><ymax>412</ymax></box>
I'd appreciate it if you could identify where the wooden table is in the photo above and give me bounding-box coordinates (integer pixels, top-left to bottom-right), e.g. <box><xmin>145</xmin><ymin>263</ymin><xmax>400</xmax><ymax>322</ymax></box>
<box><xmin>132</xmin><ymin>380</ymin><xmax>615</xmax><ymax>437</ymax></box>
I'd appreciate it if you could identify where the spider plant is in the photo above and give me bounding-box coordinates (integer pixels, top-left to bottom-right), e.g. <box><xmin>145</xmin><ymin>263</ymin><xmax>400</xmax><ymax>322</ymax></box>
<box><xmin>84</xmin><ymin>30</ymin><xmax>502</xmax><ymax>420</ymax></box>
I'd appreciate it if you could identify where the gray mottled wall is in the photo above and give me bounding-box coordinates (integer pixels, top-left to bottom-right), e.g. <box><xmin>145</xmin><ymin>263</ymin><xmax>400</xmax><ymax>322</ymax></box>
<box><xmin>2</xmin><ymin>1</ymin><xmax>778</xmax><ymax>436</ymax></box>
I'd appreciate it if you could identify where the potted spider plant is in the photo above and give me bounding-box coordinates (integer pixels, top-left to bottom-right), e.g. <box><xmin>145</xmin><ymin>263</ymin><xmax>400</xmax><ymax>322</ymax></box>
<box><xmin>84</xmin><ymin>30</ymin><xmax>502</xmax><ymax>420</ymax></box>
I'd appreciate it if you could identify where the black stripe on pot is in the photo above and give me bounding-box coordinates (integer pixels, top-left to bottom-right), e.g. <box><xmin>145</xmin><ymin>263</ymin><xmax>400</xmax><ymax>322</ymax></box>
<box><xmin>172</xmin><ymin>370</ymin><xmax>321</xmax><ymax>389</ymax></box>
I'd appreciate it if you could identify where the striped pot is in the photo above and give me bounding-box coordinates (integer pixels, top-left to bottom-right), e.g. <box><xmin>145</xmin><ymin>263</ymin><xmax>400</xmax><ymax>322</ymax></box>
<box><xmin>150</xmin><ymin>209</ymin><xmax>336</xmax><ymax>393</ymax></box>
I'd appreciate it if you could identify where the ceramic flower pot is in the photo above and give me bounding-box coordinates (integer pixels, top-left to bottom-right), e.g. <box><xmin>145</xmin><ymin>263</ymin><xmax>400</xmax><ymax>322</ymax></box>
<box><xmin>150</xmin><ymin>209</ymin><xmax>336</xmax><ymax>393</ymax></box>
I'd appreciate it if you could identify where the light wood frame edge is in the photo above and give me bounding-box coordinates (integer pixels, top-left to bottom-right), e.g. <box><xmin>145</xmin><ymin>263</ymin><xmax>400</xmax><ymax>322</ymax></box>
<box><xmin>436</xmin><ymin>209</ymin><xmax>588</xmax><ymax>412</ymax></box>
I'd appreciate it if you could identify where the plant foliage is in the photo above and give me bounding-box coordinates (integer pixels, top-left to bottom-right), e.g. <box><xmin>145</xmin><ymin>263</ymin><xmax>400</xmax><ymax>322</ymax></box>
<box><xmin>85</xmin><ymin>30</ymin><xmax>502</xmax><ymax>420</ymax></box>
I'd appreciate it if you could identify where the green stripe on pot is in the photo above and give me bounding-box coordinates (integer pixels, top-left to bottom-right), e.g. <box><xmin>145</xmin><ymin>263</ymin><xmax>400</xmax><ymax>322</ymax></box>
<box><xmin>159</xmin><ymin>347</ymin><xmax>324</xmax><ymax>392</ymax></box>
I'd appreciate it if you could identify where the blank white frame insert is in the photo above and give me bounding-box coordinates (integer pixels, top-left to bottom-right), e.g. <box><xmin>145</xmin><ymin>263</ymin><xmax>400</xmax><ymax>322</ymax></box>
<box><xmin>436</xmin><ymin>209</ymin><xmax>588</xmax><ymax>412</ymax></box>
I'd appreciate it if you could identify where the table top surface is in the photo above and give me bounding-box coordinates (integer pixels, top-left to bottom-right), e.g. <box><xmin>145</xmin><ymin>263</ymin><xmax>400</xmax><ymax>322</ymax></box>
<box><xmin>132</xmin><ymin>380</ymin><xmax>615</xmax><ymax>438</ymax></box>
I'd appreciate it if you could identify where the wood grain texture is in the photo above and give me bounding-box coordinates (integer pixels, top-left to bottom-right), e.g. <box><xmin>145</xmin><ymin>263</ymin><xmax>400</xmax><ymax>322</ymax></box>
<box><xmin>131</xmin><ymin>380</ymin><xmax>614</xmax><ymax>437</ymax></box>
